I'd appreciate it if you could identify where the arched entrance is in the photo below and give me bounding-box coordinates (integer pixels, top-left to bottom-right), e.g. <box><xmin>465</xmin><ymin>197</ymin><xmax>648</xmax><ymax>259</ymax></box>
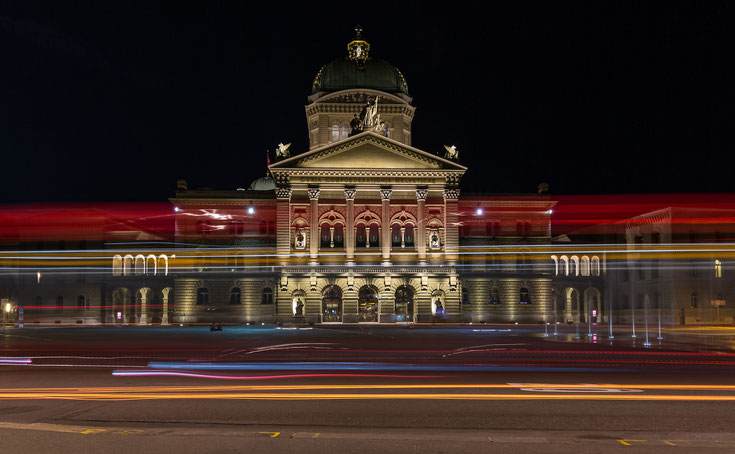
<box><xmin>395</xmin><ymin>285</ymin><xmax>414</xmax><ymax>322</ymax></box>
<box><xmin>585</xmin><ymin>288</ymin><xmax>601</xmax><ymax>323</ymax></box>
<box><xmin>322</xmin><ymin>285</ymin><xmax>342</xmax><ymax>322</ymax></box>
<box><xmin>358</xmin><ymin>286</ymin><xmax>379</xmax><ymax>322</ymax></box>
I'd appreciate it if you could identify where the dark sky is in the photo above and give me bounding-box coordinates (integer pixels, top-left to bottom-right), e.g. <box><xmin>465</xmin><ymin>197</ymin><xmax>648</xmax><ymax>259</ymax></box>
<box><xmin>1</xmin><ymin>1</ymin><xmax>734</xmax><ymax>203</ymax></box>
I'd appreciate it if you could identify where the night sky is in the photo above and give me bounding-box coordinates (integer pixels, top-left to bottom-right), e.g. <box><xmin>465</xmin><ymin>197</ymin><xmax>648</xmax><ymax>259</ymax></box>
<box><xmin>1</xmin><ymin>2</ymin><xmax>734</xmax><ymax>203</ymax></box>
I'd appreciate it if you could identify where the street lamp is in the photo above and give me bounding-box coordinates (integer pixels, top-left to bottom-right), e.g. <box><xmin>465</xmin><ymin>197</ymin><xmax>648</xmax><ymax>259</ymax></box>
<box><xmin>2</xmin><ymin>302</ymin><xmax>10</xmax><ymax>334</ymax></box>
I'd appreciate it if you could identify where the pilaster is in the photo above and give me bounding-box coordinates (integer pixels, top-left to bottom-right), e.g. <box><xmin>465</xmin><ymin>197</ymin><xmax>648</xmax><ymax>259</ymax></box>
<box><xmin>443</xmin><ymin>188</ymin><xmax>460</xmax><ymax>265</ymax></box>
<box><xmin>416</xmin><ymin>188</ymin><xmax>428</xmax><ymax>264</ymax></box>
<box><xmin>276</xmin><ymin>187</ymin><xmax>293</xmax><ymax>267</ymax></box>
<box><xmin>344</xmin><ymin>187</ymin><xmax>356</xmax><ymax>264</ymax></box>
<box><xmin>308</xmin><ymin>187</ymin><xmax>320</xmax><ymax>265</ymax></box>
<box><xmin>380</xmin><ymin>188</ymin><xmax>392</xmax><ymax>265</ymax></box>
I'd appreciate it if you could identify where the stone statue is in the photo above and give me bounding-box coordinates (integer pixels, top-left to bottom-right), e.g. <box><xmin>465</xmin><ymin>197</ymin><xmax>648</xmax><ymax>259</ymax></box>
<box><xmin>295</xmin><ymin>298</ymin><xmax>304</xmax><ymax>316</ymax></box>
<box><xmin>443</xmin><ymin>145</ymin><xmax>459</xmax><ymax>160</ymax></box>
<box><xmin>349</xmin><ymin>114</ymin><xmax>362</xmax><ymax>136</ymax></box>
<box><xmin>359</xmin><ymin>102</ymin><xmax>370</xmax><ymax>125</ymax></box>
<box><xmin>275</xmin><ymin>143</ymin><xmax>291</xmax><ymax>159</ymax></box>
<box><xmin>435</xmin><ymin>298</ymin><xmax>444</xmax><ymax>316</ymax></box>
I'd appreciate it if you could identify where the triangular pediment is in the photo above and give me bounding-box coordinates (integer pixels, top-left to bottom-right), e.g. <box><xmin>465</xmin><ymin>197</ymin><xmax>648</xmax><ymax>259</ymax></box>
<box><xmin>269</xmin><ymin>131</ymin><xmax>467</xmax><ymax>171</ymax></box>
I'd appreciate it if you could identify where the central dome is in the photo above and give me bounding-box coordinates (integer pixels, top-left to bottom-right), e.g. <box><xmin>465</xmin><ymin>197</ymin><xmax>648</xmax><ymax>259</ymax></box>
<box><xmin>312</xmin><ymin>28</ymin><xmax>408</xmax><ymax>95</ymax></box>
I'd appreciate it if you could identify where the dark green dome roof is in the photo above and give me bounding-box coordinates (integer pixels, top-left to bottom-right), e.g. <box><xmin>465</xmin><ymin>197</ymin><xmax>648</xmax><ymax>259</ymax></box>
<box><xmin>312</xmin><ymin>58</ymin><xmax>408</xmax><ymax>95</ymax></box>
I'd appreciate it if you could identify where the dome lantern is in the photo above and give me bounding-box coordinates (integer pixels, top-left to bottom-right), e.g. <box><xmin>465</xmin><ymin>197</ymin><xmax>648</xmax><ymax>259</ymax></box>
<box><xmin>347</xmin><ymin>25</ymin><xmax>370</xmax><ymax>67</ymax></box>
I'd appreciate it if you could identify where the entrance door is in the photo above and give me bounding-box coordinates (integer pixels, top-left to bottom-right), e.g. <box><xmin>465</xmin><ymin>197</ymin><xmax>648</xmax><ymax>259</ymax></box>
<box><xmin>322</xmin><ymin>285</ymin><xmax>342</xmax><ymax>322</ymax></box>
<box><xmin>395</xmin><ymin>286</ymin><xmax>414</xmax><ymax>322</ymax></box>
<box><xmin>358</xmin><ymin>286</ymin><xmax>378</xmax><ymax>322</ymax></box>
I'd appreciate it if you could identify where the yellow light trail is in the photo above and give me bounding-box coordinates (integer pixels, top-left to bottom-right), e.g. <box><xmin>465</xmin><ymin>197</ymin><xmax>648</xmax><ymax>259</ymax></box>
<box><xmin>3</xmin><ymin>383</ymin><xmax>735</xmax><ymax>394</ymax></box>
<box><xmin>1</xmin><ymin>392</ymin><xmax>735</xmax><ymax>402</ymax></box>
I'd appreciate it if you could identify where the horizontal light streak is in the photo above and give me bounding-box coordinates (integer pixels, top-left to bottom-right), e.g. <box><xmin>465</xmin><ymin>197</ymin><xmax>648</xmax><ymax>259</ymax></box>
<box><xmin>0</xmin><ymin>392</ymin><xmax>734</xmax><ymax>402</ymax></box>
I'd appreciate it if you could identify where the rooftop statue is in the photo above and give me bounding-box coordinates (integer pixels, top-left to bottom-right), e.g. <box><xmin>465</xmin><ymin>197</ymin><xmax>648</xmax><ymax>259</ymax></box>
<box><xmin>276</xmin><ymin>142</ymin><xmax>291</xmax><ymax>159</ymax></box>
<box><xmin>443</xmin><ymin>145</ymin><xmax>459</xmax><ymax>160</ymax></box>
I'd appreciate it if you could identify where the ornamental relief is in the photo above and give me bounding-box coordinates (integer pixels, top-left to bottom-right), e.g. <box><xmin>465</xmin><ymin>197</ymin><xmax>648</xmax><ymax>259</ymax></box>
<box><xmin>390</xmin><ymin>206</ymin><xmax>418</xmax><ymax>220</ymax></box>
<box><xmin>318</xmin><ymin>206</ymin><xmax>347</xmax><ymax>220</ymax></box>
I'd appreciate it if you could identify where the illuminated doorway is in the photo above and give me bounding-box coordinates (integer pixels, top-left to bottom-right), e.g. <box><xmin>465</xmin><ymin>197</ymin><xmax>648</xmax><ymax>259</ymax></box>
<box><xmin>358</xmin><ymin>286</ymin><xmax>379</xmax><ymax>322</ymax></box>
<box><xmin>322</xmin><ymin>285</ymin><xmax>342</xmax><ymax>322</ymax></box>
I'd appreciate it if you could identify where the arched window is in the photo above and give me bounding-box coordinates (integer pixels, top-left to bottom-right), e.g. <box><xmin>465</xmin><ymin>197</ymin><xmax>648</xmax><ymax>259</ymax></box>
<box><xmin>340</xmin><ymin>124</ymin><xmax>349</xmax><ymax>140</ymax></box>
<box><xmin>570</xmin><ymin>256</ymin><xmax>579</xmax><ymax>276</ymax></box>
<box><xmin>229</xmin><ymin>287</ymin><xmax>241</xmax><ymax>305</ymax></box>
<box><xmin>77</xmin><ymin>295</ymin><xmax>86</xmax><ymax>308</ymax></box>
<box><xmin>404</xmin><ymin>224</ymin><xmax>415</xmax><ymax>247</ymax></box>
<box><xmin>490</xmin><ymin>288</ymin><xmax>501</xmax><ymax>305</ymax></box>
<box><xmin>333</xmin><ymin>224</ymin><xmax>344</xmax><ymax>248</ymax></box>
<box><xmin>590</xmin><ymin>256</ymin><xmax>600</xmax><ymax>276</ymax></box>
<box><xmin>520</xmin><ymin>287</ymin><xmax>531</xmax><ymax>304</ymax></box>
<box><xmin>550</xmin><ymin>255</ymin><xmax>559</xmax><ymax>275</ymax></box>
<box><xmin>356</xmin><ymin>224</ymin><xmax>367</xmax><ymax>247</ymax></box>
<box><xmin>261</xmin><ymin>287</ymin><xmax>273</xmax><ymax>305</ymax></box>
<box><xmin>395</xmin><ymin>286</ymin><xmax>414</xmax><ymax>319</ymax></box>
<box><xmin>580</xmin><ymin>256</ymin><xmax>590</xmax><ymax>276</ymax></box>
<box><xmin>56</xmin><ymin>296</ymin><xmax>64</xmax><ymax>308</ymax></box>
<box><xmin>146</xmin><ymin>255</ymin><xmax>157</xmax><ymax>275</ymax></box>
<box><xmin>196</xmin><ymin>288</ymin><xmax>209</xmax><ymax>305</ymax></box>
<box><xmin>331</xmin><ymin>124</ymin><xmax>339</xmax><ymax>142</ymax></box>
<box><xmin>112</xmin><ymin>255</ymin><xmax>122</xmax><ymax>276</ymax></box>
<box><xmin>690</xmin><ymin>292</ymin><xmax>698</xmax><ymax>308</ymax></box>
<box><xmin>158</xmin><ymin>255</ymin><xmax>169</xmax><ymax>276</ymax></box>
<box><xmin>715</xmin><ymin>260</ymin><xmax>723</xmax><ymax>278</ymax></box>
<box><xmin>123</xmin><ymin>255</ymin><xmax>133</xmax><ymax>276</ymax></box>
<box><xmin>560</xmin><ymin>255</ymin><xmax>569</xmax><ymax>276</ymax></box>
<box><xmin>134</xmin><ymin>255</ymin><xmax>145</xmax><ymax>276</ymax></box>
<box><xmin>368</xmin><ymin>224</ymin><xmax>380</xmax><ymax>248</ymax></box>
<box><xmin>320</xmin><ymin>224</ymin><xmax>331</xmax><ymax>248</ymax></box>
<box><xmin>391</xmin><ymin>224</ymin><xmax>402</xmax><ymax>247</ymax></box>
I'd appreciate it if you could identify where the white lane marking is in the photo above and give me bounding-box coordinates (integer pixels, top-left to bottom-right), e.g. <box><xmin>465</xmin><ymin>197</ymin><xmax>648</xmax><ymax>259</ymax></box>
<box><xmin>508</xmin><ymin>383</ymin><xmax>644</xmax><ymax>393</ymax></box>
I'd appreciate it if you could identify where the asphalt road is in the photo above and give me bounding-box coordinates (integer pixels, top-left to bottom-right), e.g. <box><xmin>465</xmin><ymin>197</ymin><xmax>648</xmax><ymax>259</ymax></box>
<box><xmin>1</xmin><ymin>325</ymin><xmax>735</xmax><ymax>453</ymax></box>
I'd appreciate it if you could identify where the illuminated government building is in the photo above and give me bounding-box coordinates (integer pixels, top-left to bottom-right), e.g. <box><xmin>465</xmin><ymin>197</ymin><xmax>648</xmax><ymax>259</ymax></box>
<box><xmin>10</xmin><ymin>29</ymin><xmax>733</xmax><ymax>327</ymax></box>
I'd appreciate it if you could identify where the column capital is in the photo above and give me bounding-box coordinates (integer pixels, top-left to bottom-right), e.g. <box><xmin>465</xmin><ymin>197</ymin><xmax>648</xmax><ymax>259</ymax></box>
<box><xmin>443</xmin><ymin>188</ymin><xmax>460</xmax><ymax>200</ymax></box>
<box><xmin>276</xmin><ymin>187</ymin><xmax>292</xmax><ymax>199</ymax></box>
<box><xmin>416</xmin><ymin>188</ymin><xmax>428</xmax><ymax>201</ymax></box>
<box><xmin>307</xmin><ymin>187</ymin><xmax>321</xmax><ymax>200</ymax></box>
<box><xmin>380</xmin><ymin>188</ymin><xmax>392</xmax><ymax>201</ymax></box>
<box><xmin>344</xmin><ymin>187</ymin><xmax>356</xmax><ymax>201</ymax></box>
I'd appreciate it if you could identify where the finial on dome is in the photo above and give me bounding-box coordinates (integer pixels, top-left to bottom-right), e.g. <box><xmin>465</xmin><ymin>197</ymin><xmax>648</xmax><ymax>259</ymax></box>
<box><xmin>347</xmin><ymin>25</ymin><xmax>370</xmax><ymax>67</ymax></box>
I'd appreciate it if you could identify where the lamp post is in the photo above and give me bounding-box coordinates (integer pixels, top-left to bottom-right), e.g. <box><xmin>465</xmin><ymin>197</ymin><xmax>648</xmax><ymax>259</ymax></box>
<box><xmin>2</xmin><ymin>302</ymin><xmax>10</xmax><ymax>334</ymax></box>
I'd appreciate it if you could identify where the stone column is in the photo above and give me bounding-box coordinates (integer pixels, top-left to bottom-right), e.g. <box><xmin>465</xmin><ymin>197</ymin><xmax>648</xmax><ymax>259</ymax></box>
<box><xmin>443</xmin><ymin>188</ymin><xmax>460</xmax><ymax>265</ymax></box>
<box><xmin>416</xmin><ymin>188</ymin><xmax>428</xmax><ymax>264</ymax></box>
<box><xmin>308</xmin><ymin>187</ymin><xmax>320</xmax><ymax>265</ymax></box>
<box><xmin>344</xmin><ymin>187</ymin><xmax>356</xmax><ymax>265</ymax></box>
<box><xmin>276</xmin><ymin>187</ymin><xmax>293</xmax><ymax>267</ymax></box>
<box><xmin>380</xmin><ymin>188</ymin><xmax>392</xmax><ymax>265</ymax></box>
<box><xmin>139</xmin><ymin>289</ymin><xmax>148</xmax><ymax>325</ymax></box>
<box><xmin>161</xmin><ymin>287</ymin><xmax>170</xmax><ymax>325</ymax></box>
